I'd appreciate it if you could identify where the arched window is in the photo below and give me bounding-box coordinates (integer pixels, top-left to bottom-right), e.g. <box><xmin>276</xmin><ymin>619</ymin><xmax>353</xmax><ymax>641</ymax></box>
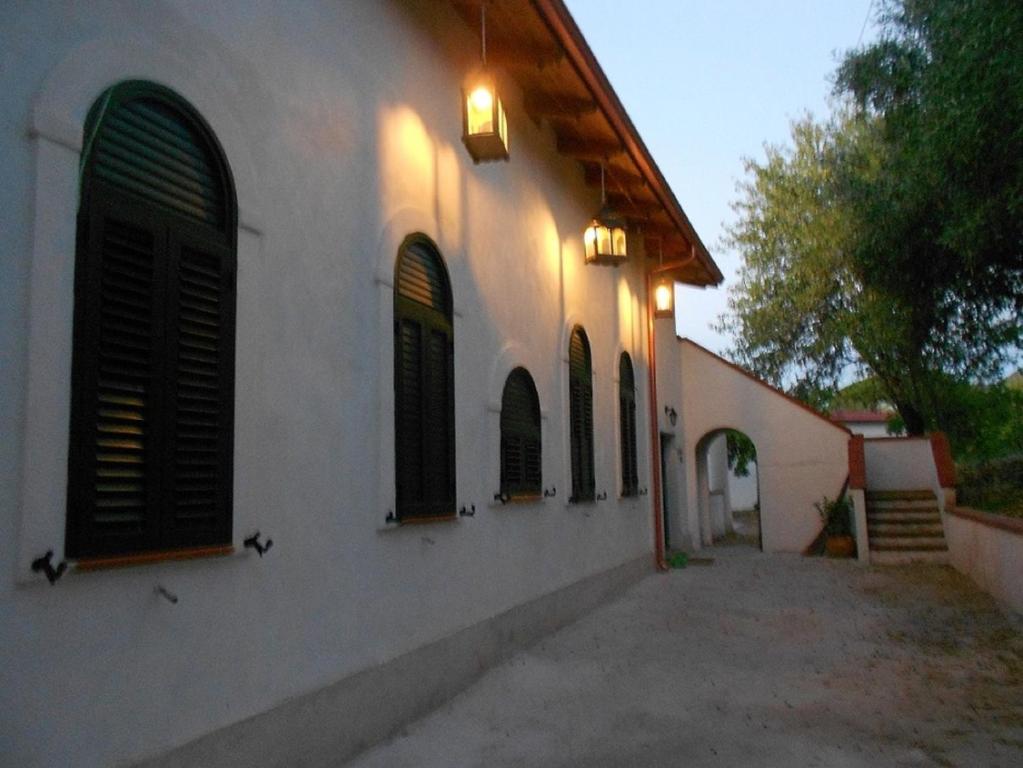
<box><xmin>67</xmin><ymin>81</ymin><xmax>237</xmax><ymax>558</ymax></box>
<box><xmin>394</xmin><ymin>236</ymin><xmax>455</xmax><ymax>519</ymax></box>
<box><xmin>500</xmin><ymin>367</ymin><xmax>541</xmax><ymax>499</ymax></box>
<box><xmin>619</xmin><ymin>353</ymin><xmax>639</xmax><ymax>497</ymax></box>
<box><xmin>568</xmin><ymin>326</ymin><xmax>595</xmax><ymax>502</ymax></box>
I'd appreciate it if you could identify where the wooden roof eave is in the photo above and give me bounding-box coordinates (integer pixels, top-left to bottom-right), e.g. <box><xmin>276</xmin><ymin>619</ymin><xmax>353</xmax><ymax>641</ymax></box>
<box><xmin>530</xmin><ymin>0</ymin><xmax>723</xmax><ymax>285</ymax></box>
<box><xmin>447</xmin><ymin>0</ymin><xmax>723</xmax><ymax>287</ymax></box>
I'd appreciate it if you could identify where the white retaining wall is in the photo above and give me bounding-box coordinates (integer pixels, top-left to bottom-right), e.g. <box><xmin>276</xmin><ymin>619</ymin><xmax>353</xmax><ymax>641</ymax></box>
<box><xmin>945</xmin><ymin>509</ymin><xmax>1023</xmax><ymax>616</ymax></box>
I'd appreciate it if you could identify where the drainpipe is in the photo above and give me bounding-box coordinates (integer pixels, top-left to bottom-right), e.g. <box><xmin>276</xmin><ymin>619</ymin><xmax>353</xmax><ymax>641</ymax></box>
<box><xmin>645</xmin><ymin>248</ymin><xmax>697</xmax><ymax>571</ymax></box>
<box><xmin>645</xmin><ymin>270</ymin><xmax>667</xmax><ymax>571</ymax></box>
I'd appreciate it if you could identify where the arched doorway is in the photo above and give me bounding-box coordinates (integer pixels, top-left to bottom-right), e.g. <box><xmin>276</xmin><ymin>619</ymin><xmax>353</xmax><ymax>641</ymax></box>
<box><xmin>694</xmin><ymin>428</ymin><xmax>761</xmax><ymax>549</ymax></box>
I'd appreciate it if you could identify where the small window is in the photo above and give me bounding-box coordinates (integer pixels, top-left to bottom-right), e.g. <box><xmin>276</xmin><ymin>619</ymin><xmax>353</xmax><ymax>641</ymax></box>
<box><xmin>394</xmin><ymin>236</ymin><xmax>455</xmax><ymax>519</ymax></box>
<box><xmin>619</xmin><ymin>353</ymin><xmax>639</xmax><ymax>496</ymax></box>
<box><xmin>568</xmin><ymin>326</ymin><xmax>595</xmax><ymax>502</ymax></box>
<box><xmin>66</xmin><ymin>81</ymin><xmax>237</xmax><ymax>558</ymax></box>
<box><xmin>500</xmin><ymin>368</ymin><xmax>542</xmax><ymax>499</ymax></box>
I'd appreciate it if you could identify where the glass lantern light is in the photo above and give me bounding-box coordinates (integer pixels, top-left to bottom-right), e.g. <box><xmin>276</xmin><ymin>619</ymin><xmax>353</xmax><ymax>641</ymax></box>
<box><xmin>583</xmin><ymin>165</ymin><xmax>628</xmax><ymax>266</ymax></box>
<box><xmin>654</xmin><ymin>278</ymin><xmax>675</xmax><ymax>318</ymax></box>
<box><xmin>461</xmin><ymin>3</ymin><xmax>509</xmax><ymax>163</ymax></box>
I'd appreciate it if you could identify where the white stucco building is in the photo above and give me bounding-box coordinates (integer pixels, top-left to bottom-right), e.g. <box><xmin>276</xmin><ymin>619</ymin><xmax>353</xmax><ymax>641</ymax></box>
<box><xmin>2</xmin><ymin>2</ymin><xmax>889</xmax><ymax>766</ymax></box>
<box><xmin>0</xmin><ymin>2</ymin><xmax>729</xmax><ymax>766</ymax></box>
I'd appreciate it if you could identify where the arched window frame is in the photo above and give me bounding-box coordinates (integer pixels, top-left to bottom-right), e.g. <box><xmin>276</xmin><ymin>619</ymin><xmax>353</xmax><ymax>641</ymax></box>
<box><xmin>500</xmin><ymin>367</ymin><xmax>542</xmax><ymax>499</ymax></box>
<box><xmin>393</xmin><ymin>234</ymin><xmax>455</xmax><ymax>520</ymax></box>
<box><xmin>568</xmin><ymin>326</ymin><xmax>595</xmax><ymax>503</ymax></box>
<box><xmin>619</xmin><ymin>352</ymin><xmax>639</xmax><ymax>497</ymax></box>
<box><xmin>66</xmin><ymin>80</ymin><xmax>237</xmax><ymax>558</ymax></box>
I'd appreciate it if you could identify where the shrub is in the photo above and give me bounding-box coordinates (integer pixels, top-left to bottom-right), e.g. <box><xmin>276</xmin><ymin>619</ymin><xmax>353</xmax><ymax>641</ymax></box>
<box><xmin>815</xmin><ymin>495</ymin><xmax>852</xmax><ymax>537</ymax></box>
<box><xmin>957</xmin><ymin>455</ymin><xmax>1023</xmax><ymax>518</ymax></box>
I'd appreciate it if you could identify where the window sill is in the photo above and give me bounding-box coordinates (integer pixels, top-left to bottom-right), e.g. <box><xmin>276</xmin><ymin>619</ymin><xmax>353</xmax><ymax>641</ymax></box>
<box><xmin>377</xmin><ymin>514</ymin><xmax>459</xmax><ymax>533</ymax></box>
<box><xmin>492</xmin><ymin>494</ymin><xmax>544</xmax><ymax>508</ymax></box>
<box><xmin>75</xmin><ymin>544</ymin><xmax>235</xmax><ymax>572</ymax></box>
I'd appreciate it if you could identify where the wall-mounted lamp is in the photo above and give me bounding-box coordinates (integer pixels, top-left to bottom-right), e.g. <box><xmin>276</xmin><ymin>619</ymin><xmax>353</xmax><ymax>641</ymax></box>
<box><xmin>664</xmin><ymin>405</ymin><xmax>678</xmax><ymax>426</ymax></box>
<box><xmin>462</xmin><ymin>2</ymin><xmax>509</xmax><ymax>163</ymax></box>
<box><xmin>654</xmin><ymin>278</ymin><xmax>675</xmax><ymax>319</ymax></box>
<box><xmin>584</xmin><ymin>165</ymin><xmax>628</xmax><ymax>266</ymax></box>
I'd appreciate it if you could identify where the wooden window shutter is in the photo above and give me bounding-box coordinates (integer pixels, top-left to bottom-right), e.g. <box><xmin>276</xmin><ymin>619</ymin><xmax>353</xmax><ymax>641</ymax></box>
<box><xmin>67</xmin><ymin>82</ymin><xmax>236</xmax><ymax>558</ymax></box>
<box><xmin>162</xmin><ymin>232</ymin><xmax>236</xmax><ymax>548</ymax></box>
<box><xmin>619</xmin><ymin>353</ymin><xmax>639</xmax><ymax>497</ymax></box>
<box><xmin>568</xmin><ymin>327</ymin><xmax>595</xmax><ymax>502</ymax></box>
<box><xmin>500</xmin><ymin>367</ymin><xmax>542</xmax><ymax>498</ymax></box>
<box><xmin>394</xmin><ymin>237</ymin><xmax>455</xmax><ymax>519</ymax></box>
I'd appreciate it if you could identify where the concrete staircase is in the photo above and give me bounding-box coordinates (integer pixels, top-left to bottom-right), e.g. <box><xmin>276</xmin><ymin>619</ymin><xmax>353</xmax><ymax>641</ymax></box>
<box><xmin>866</xmin><ymin>489</ymin><xmax>949</xmax><ymax>564</ymax></box>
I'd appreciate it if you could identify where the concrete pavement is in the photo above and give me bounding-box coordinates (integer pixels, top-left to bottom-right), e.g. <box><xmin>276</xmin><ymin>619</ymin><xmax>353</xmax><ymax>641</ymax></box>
<box><xmin>346</xmin><ymin>544</ymin><xmax>1023</xmax><ymax>767</ymax></box>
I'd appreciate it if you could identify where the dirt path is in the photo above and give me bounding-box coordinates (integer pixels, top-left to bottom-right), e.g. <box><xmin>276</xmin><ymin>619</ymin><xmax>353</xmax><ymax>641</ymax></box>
<box><xmin>346</xmin><ymin>545</ymin><xmax>1023</xmax><ymax>767</ymax></box>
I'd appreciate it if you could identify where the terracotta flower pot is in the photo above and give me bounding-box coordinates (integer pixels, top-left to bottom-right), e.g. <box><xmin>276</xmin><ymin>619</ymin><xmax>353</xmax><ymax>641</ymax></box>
<box><xmin>825</xmin><ymin>535</ymin><xmax>856</xmax><ymax>558</ymax></box>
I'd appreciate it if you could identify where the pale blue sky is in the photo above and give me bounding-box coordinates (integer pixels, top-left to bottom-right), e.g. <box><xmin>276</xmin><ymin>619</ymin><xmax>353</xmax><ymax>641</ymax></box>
<box><xmin>566</xmin><ymin>0</ymin><xmax>876</xmax><ymax>354</ymax></box>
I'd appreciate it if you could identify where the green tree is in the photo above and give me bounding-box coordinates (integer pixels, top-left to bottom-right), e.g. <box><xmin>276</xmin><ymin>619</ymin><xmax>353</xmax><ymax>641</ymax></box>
<box><xmin>725</xmin><ymin>430</ymin><xmax>757</xmax><ymax>478</ymax></box>
<box><xmin>835</xmin><ymin>0</ymin><xmax>1023</xmax><ymax>423</ymax></box>
<box><xmin>720</xmin><ymin>0</ymin><xmax>1022</xmax><ymax>436</ymax></box>
<box><xmin>717</xmin><ymin>114</ymin><xmax>860</xmax><ymax>407</ymax></box>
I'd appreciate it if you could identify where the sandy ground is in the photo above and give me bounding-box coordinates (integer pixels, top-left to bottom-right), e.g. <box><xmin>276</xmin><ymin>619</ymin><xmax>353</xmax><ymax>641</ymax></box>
<box><xmin>346</xmin><ymin>543</ymin><xmax>1023</xmax><ymax>767</ymax></box>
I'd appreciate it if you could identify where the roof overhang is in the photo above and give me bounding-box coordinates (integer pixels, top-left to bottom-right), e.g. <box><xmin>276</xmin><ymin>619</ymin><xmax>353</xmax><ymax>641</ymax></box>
<box><xmin>449</xmin><ymin>0</ymin><xmax>723</xmax><ymax>287</ymax></box>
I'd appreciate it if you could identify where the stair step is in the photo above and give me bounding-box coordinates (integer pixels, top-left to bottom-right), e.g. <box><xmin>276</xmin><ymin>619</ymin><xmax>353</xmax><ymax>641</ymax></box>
<box><xmin>868</xmin><ymin>513</ymin><xmax>942</xmax><ymax>525</ymax></box>
<box><xmin>869</xmin><ymin>525</ymin><xmax>945</xmax><ymax>538</ymax></box>
<box><xmin>866</xmin><ymin>489</ymin><xmax>935</xmax><ymax>502</ymax></box>
<box><xmin>870</xmin><ymin>539</ymin><xmax>948</xmax><ymax>551</ymax></box>
<box><xmin>870</xmin><ymin>549</ymin><xmax>950</xmax><ymax>565</ymax></box>
<box><xmin>867</xmin><ymin>500</ymin><xmax>940</xmax><ymax>511</ymax></box>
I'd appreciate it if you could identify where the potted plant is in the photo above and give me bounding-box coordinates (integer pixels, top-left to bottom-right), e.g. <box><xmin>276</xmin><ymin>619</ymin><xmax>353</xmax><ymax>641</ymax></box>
<box><xmin>816</xmin><ymin>495</ymin><xmax>855</xmax><ymax>558</ymax></box>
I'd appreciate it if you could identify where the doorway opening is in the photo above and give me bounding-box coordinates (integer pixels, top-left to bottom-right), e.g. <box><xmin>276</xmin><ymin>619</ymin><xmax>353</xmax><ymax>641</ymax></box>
<box><xmin>660</xmin><ymin>433</ymin><xmax>672</xmax><ymax>552</ymax></box>
<box><xmin>695</xmin><ymin>429</ymin><xmax>761</xmax><ymax>550</ymax></box>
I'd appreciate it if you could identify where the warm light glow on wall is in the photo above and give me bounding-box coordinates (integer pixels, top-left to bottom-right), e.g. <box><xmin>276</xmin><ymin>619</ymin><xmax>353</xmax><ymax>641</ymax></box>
<box><xmin>377</xmin><ymin>104</ymin><xmax>464</xmax><ymax>254</ymax></box>
<box><xmin>654</xmin><ymin>279</ymin><xmax>675</xmax><ymax>318</ymax></box>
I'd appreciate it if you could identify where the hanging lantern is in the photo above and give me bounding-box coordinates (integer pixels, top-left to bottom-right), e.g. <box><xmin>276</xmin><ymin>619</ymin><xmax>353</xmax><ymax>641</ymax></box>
<box><xmin>584</xmin><ymin>166</ymin><xmax>628</xmax><ymax>265</ymax></box>
<box><xmin>654</xmin><ymin>278</ymin><xmax>675</xmax><ymax>318</ymax></box>
<box><xmin>461</xmin><ymin>3</ymin><xmax>509</xmax><ymax>163</ymax></box>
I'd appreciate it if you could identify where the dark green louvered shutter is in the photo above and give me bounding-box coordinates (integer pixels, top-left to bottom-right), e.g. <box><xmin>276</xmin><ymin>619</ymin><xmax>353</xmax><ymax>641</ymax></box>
<box><xmin>501</xmin><ymin>368</ymin><xmax>542</xmax><ymax>497</ymax></box>
<box><xmin>569</xmin><ymin>327</ymin><xmax>595</xmax><ymax>502</ymax></box>
<box><xmin>67</xmin><ymin>82</ymin><xmax>235</xmax><ymax>558</ymax></box>
<box><xmin>68</xmin><ymin>195</ymin><xmax>165</xmax><ymax>555</ymax></box>
<box><xmin>88</xmin><ymin>93</ymin><xmax>227</xmax><ymax>229</ymax></box>
<box><xmin>619</xmin><ymin>353</ymin><xmax>639</xmax><ymax>497</ymax></box>
<box><xmin>394</xmin><ymin>238</ymin><xmax>455</xmax><ymax>519</ymax></box>
<box><xmin>163</xmin><ymin>232</ymin><xmax>235</xmax><ymax>548</ymax></box>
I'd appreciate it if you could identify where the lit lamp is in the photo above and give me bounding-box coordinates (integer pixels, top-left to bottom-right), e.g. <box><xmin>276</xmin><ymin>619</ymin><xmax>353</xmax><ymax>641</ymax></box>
<box><xmin>584</xmin><ymin>165</ymin><xmax>628</xmax><ymax>266</ymax></box>
<box><xmin>654</xmin><ymin>278</ymin><xmax>675</xmax><ymax>319</ymax></box>
<box><xmin>461</xmin><ymin>3</ymin><xmax>509</xmax><ymax>163</ymax></box>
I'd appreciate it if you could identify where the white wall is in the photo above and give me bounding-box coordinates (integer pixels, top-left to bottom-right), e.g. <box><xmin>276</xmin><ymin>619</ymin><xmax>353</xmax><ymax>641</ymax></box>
<box><xmin>863</xmin><ymin>438</ymin><xmax>939</xmax><ymax>492</ymax></box>
<box><xmin>946</xmin><ymin>509</ymin><xmax>1023</xmax><ymax>616</ymax></box>
<box><xmin>654</xmin><ymin>316</ymin><xmax>689</xmax><ymax>550</ymax></box>
<box><xmin>844</xmin><ymin>421</ymin><xmax>894</xmax><ymax>438</ymax></box>
<box><xmin>705</xmin><ymin>433</ymin><xmax>731</xmax><ymax>537</ymax></box>
<box><xmin>669</xmin><ymin>340</ymin><xmax>850</xmax><ymax>552</ymax></box>
<box><xmin>0</xmin><ymin>2</ymin><xmax>660</xmax><ymax>765</ymax></box>
<box><xmin>730</xmin><ymin>466</ymin><xmax>759</xmax><ymax>511</ymax></box>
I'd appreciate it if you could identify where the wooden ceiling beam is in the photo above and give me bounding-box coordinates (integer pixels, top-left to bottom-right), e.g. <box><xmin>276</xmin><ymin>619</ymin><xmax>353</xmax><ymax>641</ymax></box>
<box><xmin>523</xmin><ymin>91</ymin><xmax>597</xmax><ymax>119</ymax></box>
<box><xmin>643</xmin><ymin>235</ymin><xmax>689</xmax><ymax>256</ymax></box>
<box><xmin>583</xmin><ymin>163</ymin><xmax>645</xmax><ymax>192</ymax></box>
<box><xmin>486</xmin><ymin>39</ymin><xmax>564</xmax><ymax>70</ymax></box>
<box><xmin>555</xmin><ymin>135</ymin><xmax>624</xmax><ymax>161</ymax></box>
<box><xmin>606</xmin><ymin>192</ymin><xmax>659</xmax><ymax>218</ymax></box>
